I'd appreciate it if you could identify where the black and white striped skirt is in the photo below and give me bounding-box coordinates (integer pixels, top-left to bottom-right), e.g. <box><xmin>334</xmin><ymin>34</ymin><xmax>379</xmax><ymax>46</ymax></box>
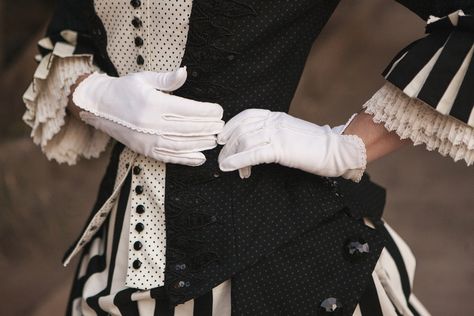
<box><xmin>65</xmin><ymin>178</ymin><xmax>430</xmax><ymax>316</ymax></box>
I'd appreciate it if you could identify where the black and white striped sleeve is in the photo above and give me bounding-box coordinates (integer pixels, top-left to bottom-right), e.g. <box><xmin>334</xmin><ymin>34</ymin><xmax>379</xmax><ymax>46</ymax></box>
<box><xmin>363</xmin><ymin>2</ymin><xmax>474</xmax><ymax>165</ymax></box>
<box><xmin>383</xmin><ymin>4</ymin><xmax>474</xmax><ymax>126</ymax></box>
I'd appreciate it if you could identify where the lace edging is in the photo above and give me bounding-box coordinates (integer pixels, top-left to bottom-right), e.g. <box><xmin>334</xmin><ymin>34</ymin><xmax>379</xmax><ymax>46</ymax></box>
<box><xmin>22</xmin><ymin>35</ymin><xmax>110</xmax><ymax>165</ymax></box>
<box><xmin>363</xmin><ymin>83</ymin><xmax>474</xmax><ymax>166</ymax></box>
<box><xmin>341</xmin><ymin>134</ymin><xmax>367</xmax><ymax>183</ymax></box>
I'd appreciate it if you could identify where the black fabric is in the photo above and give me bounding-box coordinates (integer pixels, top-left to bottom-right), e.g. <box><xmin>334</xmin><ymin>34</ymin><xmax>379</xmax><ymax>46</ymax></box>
<box><xmin>231</xmin><ymin>213</ymin><xmax>386</xmax><ymax>316</ymax></box>
<box><xmin>359</xmin><ymin>278</ymin><xmax>384</xmax><ymax>316</ymax></box>
<box><xmin>382</xmin><ymin>32</ymin><xmax>451</xmax><ymax>88</ymax></box>
<box><xmin>193</xmin><ymin>292</ymin><xmax>213</xmax><ymax>316</ymax></box>
<box><xmin>43</xmin><ymin>0</ymin><xmax>118</xmax><ymax>76</ymax></box>
<box><xmin>151</xmin><ymin>288</ymin><xmax>175</xmax><ymax>316</ymax></box>
<box><xmin>114</xmin><ymin>288</ymin><xmax>140</xmax><ymax>316</ymax></box>
<box><xmin>383</xmin><ymin>2</ymin><xmax>474</xmax><ymax>125</ymax></box>
<box><xmin>395</xmin><ymin>0</ymin><xmax>473</xmax><ymax>20</ymax></box>
<box><xmin>418</xmin><ymin>30</ymin><xmax>474</xmax><ymax>106</ymax></box>
<box><xmin>47</xmin><ymin>0</ymin><xmax>471</xmax><ymax>314</ymax></box>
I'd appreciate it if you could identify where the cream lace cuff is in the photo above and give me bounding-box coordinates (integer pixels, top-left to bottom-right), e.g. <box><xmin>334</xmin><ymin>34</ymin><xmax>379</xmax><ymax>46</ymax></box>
<box><xmin>363</xmin><ymin>82</ymin><xmax>474</xmax><ymax>166</ymax></box>
<box><xmin>23</xmin><ymin>56</ymin><xmax>110</xmax><ymax>165</ymax></box>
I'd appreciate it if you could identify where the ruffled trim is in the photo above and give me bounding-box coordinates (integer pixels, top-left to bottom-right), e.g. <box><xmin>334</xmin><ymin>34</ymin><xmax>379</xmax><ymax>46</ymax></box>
<box><xmin>42</xmin><ymin>115</ymin><xmax>111</xmax><ymax>164</ymax></box>
<box><xmin>363</xmin><ymin>83</ymin><xmax>474</xmax><ymax>166</ymax></box>
<box><xmin>383</xmin><ymin>10</ymin><xmax>474</xmax><ymax>127</ymax></box>
<box><xmin>22</xmin><ymin>35</ymin><xmax>110</xmax><ymax>165</ymax></box>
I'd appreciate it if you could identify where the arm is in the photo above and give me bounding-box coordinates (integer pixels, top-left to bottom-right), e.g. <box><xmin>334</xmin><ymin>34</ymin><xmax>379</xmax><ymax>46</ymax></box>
<box><xmin>342</xmin><ymin>111</ymin><xmax>411</xmax><ymax>163</ymax></box>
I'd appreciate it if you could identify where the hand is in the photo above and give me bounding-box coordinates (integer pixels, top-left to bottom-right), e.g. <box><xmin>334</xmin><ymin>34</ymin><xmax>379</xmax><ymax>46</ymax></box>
<box><xmin>217</xmin><ymin>109</ymin><xmax>367</xmax><ymax>182</ymax></box>
<box><xmin>73</xmin><ymin>67</ymin><xmax>224</xmax><ymax>166</ymax></box>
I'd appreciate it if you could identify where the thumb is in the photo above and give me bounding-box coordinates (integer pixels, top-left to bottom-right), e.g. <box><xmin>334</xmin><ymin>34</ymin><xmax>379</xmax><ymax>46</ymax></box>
<box><xmin>139</xmin><ymin>67</ymin><xmax>188</xmax><ymax>92</ymax></box>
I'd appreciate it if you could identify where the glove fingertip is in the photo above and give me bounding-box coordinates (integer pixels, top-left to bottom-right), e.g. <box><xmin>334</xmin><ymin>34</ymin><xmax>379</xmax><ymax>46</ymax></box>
<box><xmin>239</xmin><ymin>167</ymin><xmax>252</xmax><ymax>179</ymax></box>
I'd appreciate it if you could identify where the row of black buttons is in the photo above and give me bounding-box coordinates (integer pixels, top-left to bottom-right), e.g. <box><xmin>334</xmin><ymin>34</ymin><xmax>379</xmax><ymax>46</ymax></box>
<box><xmin>130</xmin><ymin>0</ymin><xmax>145</xmax><ymax>66</ymax></box>
<box><xmin>133</xmin><ymin>164</ymin><xmax>144</xmax><ymax>270</ymax></box>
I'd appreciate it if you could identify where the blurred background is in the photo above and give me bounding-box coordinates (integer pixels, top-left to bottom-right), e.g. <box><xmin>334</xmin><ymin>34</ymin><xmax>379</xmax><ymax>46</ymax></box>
<box><xmin>0</xmin><ymin>0</ymin><xmax>473</xmax><ymax>315</ymax></box>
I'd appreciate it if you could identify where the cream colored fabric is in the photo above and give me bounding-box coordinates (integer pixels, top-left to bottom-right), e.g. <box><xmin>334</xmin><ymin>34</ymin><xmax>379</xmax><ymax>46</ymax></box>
<box><xmin>363</xmin><ymin>82</ymin><xmax>474</xmax><ymax>166</ymax></box>
<box><xmin>94</xmin><ymin>0</ymin><xmax>192</xmax><ymax>76</ymax></box>
<box><xmin>91</xmin><ymin>0</ymin><xmax>194</xmax><ymax>290</ymax></box>
<box><xmin>23</xmin><ymin>56</ymin><xmax>110</xmax><ymax>165</ymax></box>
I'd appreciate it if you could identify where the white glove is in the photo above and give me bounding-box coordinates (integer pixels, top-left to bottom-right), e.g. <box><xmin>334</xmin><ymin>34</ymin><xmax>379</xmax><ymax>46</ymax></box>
<box><xmin>73</xmin><ymin>67</ymin><xmax>224</xmax><ymax>166</ymax></box>
<box><xmin>217</xmin><ymin>109</ymin><xmax>367</xmax><ymax>182</ymax></box>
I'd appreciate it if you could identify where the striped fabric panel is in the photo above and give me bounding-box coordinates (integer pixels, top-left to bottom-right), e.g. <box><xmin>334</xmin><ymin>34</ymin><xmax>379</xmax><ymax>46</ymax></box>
<box><xmin>353</xmin><ymin>221</ymin><xmax>431</xmax><ymax>316</ymax></box>
<box><xmin>383</xmin><ymin>10</ymin><xmax>474</xmax><ymax>127</ymax></box>
<box><xmin>65</xmin><ymin>158</ymin><xmax>426</xmax><ymax>316</ymax></box>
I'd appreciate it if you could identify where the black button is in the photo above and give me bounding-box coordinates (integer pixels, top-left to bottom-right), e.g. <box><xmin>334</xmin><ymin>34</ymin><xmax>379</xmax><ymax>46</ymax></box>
<box><xmin>345</xmin><ymin>238</ymin><xmax>370</xmax><ymax>262</ymax></box>
<box><xmin>125</xmin><ymin>163</ymin><xmax>130</xmax><ymax>168</ymax></box>
<box><xmin>137</xmin><ymin>55</ymin><xmax>145</xmax><ymax>65</ymax></box>
<box><xmin>135</xmin><ymin>185</ymin><xmax>143</xmax><ymax>194</ymax></box>
<box><xmin>134</xmin><ymin>241</ymin><xmax>143</xmax><ymax>250</ymax></box>
<box><xmin>132</xmin><ymin>17</ymin><xmax>142</xmax><ymax>28</ymax></box>
<box><xmin>133</xmin><ymin>259</ymin><xmax>142</xmax><ymax>269</ymax></box>
<box><xmin>135</xmin><ymin>223</ymin><xmax>144</xmax><ymax>232</ymax></box>
<box><xmin>133</xmin><ymin>165</ymin><xmax>142</xmax><ymax>175</ymax></box>
<box><xmin>191</xmin><ymin>70</ymin><xmax>199</xmax><ymax>78</ymax></box>
<box><xmin>136</xmin><ymin>204</ymin><xmax>145</xmax><ymax>214</ymax></box>
<box><xmin>318</xmin><ymin>298</ymin><xmax>343</xmax><ymax>315</ymax></box>
<box><xmin>227</xmin><ymin>54</ymin><xmax>235</xmax><ymax>61</ymax></box>
<box><xmin>130</xmin><ymin>0</ymin><xmax>141</xmax><ymax>8</ymax></box>
<box><xmin>134</xmin><ymin>37</ymin><xmax>144</xmax><ymax>47</ymax></box>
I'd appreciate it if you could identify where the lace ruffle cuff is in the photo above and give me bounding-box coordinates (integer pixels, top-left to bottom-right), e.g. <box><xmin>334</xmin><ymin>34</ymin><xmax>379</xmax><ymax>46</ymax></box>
<box><xmin>23</xmin><ymin>51</ymin><xmax>109</xmax><ymax>165</ymax></box>
<box><xmin>23</xmin><ymin>43</ymin><xmax>110</xmax><ymax>165</ymax></box>
<box><xmin>363</xmin><ymin>83</ymin><xmax>474</xmax><ymax>166</ymax></box>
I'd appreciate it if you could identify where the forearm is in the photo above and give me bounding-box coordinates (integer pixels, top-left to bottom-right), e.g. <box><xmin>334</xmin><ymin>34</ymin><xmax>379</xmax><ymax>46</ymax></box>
<box><xmin>343</xmin><ymin>111</ymin><xmax>411</xmax><ymax>163</ymax></box>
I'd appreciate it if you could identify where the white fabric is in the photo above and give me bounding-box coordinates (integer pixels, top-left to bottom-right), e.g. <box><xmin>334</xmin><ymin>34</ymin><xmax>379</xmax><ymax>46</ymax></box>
<box><xmin>363</xmin><ymin>82</ymin><xmax>474</xmax><ymax>166</ymax></box>
<box><xmin>94</xmin><ymin>0</ymin><xmax>192</xmax><ymax>76</ymax></box>
<box><xmin>217</xmin><ymin>109</ymin><xmax>367</xmax><ymax>182</ymax></box>
<box><xmin>65</xmin><ymin>0</ymin><xmax>195</xmax><ymax>291</ymax></box>
<box><xmin>74</xmin><ymin>68</ymin><xmax>224</xmax><ymax>166</ymax></box>
<box><xmin>22</xmin><ymin>56</ymin><xmax>110</xmax><ymax>165</ymax></box>
<box><xmin>126</xmin><ymin>154</ymin><xmax>167</xmax><ymax>289</ymax></box>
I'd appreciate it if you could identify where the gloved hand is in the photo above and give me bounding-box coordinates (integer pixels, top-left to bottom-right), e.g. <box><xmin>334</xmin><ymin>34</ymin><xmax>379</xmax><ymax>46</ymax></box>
<box><xmin>73</xmin><ymin>67</ymin><xmax>224</xmax><ymax>166</ymax></box>
<box><xmin>217</xmin><ymin>109</ymin><xmax>366</xmax><ymax>182</ymax></box>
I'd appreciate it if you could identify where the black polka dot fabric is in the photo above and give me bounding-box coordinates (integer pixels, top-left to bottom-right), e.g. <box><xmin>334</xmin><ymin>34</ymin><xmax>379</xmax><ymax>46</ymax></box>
<box><xmin>165</xmin><ymin>0</ymin><xmax>387</xmax><ymax>313</ymax></box>
<box><xmin>231</xmin><ymin>212</ymin><xmax>385</xmax><ymax>316</ymax></box>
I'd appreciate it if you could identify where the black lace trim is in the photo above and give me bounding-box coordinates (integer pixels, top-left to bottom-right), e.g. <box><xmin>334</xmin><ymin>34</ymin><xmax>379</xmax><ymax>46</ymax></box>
<box><xmin>165</xmin><ymin>0</ymin><xmax>257</xmax><ymax>304</ymax></box>
<box><xmin>177</xmin><ymin>0</ymin><xmax>257</xmax><ymax>103</ymax></box>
